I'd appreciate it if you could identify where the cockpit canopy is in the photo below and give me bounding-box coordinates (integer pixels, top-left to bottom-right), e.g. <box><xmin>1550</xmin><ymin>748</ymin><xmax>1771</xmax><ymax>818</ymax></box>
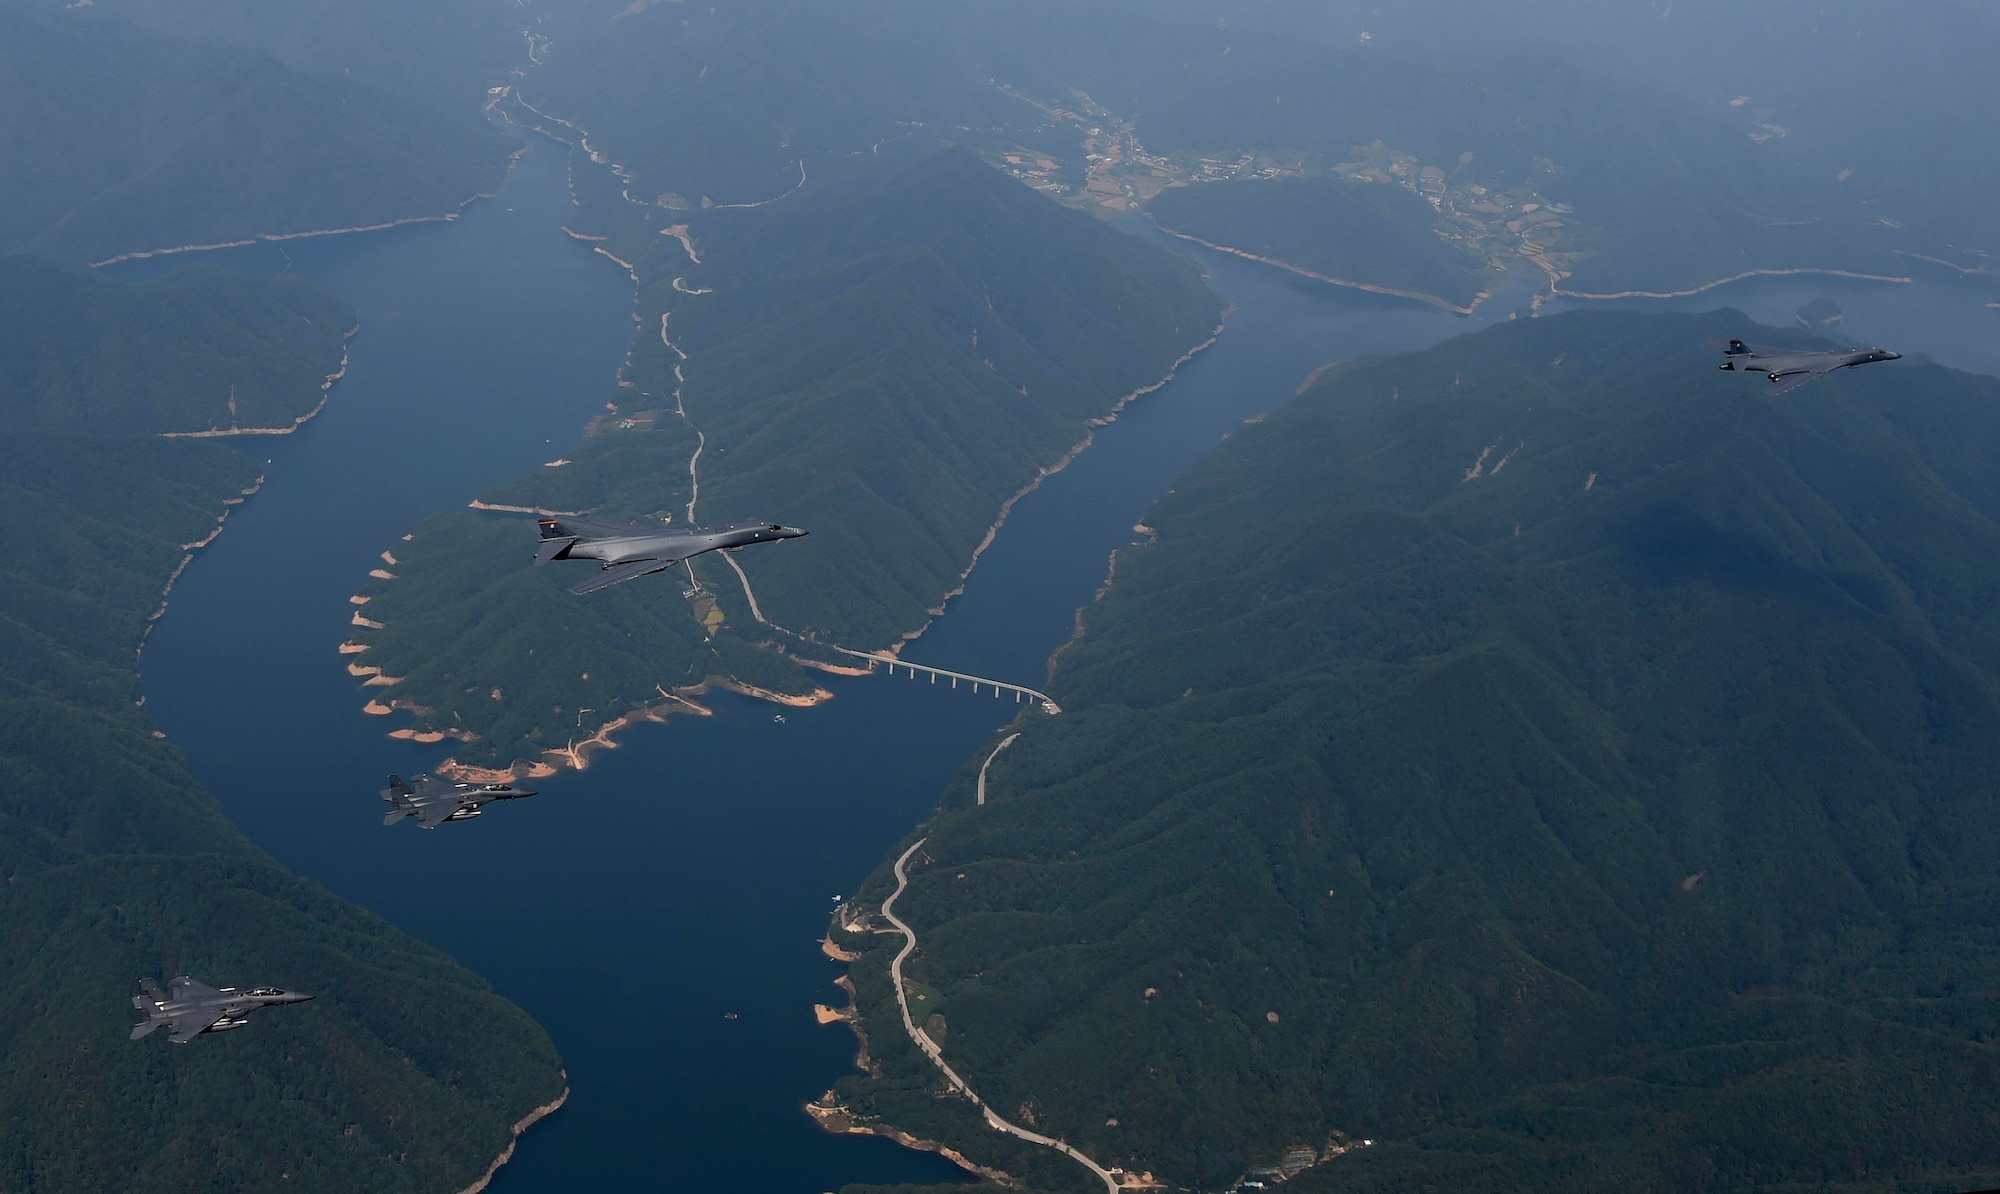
<box><xmin>244</xmin><ymin>987</ymin><xmax>287</xmax><ymax>997</ymax></box>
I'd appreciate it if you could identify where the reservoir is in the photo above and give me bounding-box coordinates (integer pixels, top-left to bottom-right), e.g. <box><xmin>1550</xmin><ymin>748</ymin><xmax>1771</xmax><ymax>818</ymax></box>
<box><xmin>131</xmin><ymin>132</ymin><xmax>1994</xmax><ymax>1189</ymax></box>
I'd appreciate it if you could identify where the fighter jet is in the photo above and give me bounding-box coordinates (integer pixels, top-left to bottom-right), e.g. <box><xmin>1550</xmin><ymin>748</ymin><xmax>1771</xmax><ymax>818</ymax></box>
<box><xmin>1719</xmin><ymin>338</ymin><xmax>1901</xmax><ymax>393</ymax></box>
<box><xmin>382</xmin><ymin>773</ymin><xmax>536</xmax><ymax>829</ymax></box>
<box><xmin>534</xmin><ymin>515</ymin><xmax>806</xmax><ymax>595</ymax></box>
<box><xmin>131</xmin><ymin>976</ymin><xmax>312</xmax><ymax>1043</ymax></box>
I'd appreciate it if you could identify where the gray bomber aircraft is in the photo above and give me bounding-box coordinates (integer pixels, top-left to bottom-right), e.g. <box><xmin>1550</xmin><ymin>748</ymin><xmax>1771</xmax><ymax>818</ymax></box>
<box><xmin>382</xmin><ymin>772</ymin><xmax>536</xmax><ymax>829</ymax></box>
<box><xmin>1720</xmin><ymin>338</ymin><xmax>1902</xmax><ymax>393</ymax></box>
<box><xmin>131</xmin><ymin>976</ymin><xmax>312</xmax><ymax>1043</ymax></box>
<box><xmin>534</xmin><ymin>515</ymin><xmax>806</xmax><ymax>594</ymax></box>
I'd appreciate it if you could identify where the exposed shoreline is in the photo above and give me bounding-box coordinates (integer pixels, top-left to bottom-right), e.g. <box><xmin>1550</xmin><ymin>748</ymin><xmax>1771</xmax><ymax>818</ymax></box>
<box><xmin>374</xmin><ymin>670</ymin><xmax>832</xmax><ymax>779</ymax></box>
<box><xmin>891</xmin><ymin>311</ymin><xmax>1231</xmax><ymax>652</ymax></box>
<box><xmin>807</xmin><ymin>1104</ymin><xmax>1011</xmax><ymax>1186</ymax></box>
<box><xmin>161</xmin><ymin>326</ymin><xmax>357</xmax><ymax>439</ymax></box>
<box><xmin>1149</xmin><ymin>221</ymin><xmax>1488</xmax><ymax>315</ymax></box>
<box><xmin>139</xmin><ymin>318</ymin><xmax>365</xmax><ymax>658</ymax></box>
<box><xmin>453</xmin><ymin>1084</ymin><xmax>569</xmax><ymax>1194</ymax></box>
<box><xmin>532</xmin><ymin>675</ymin><xmax>828</xmax><ymax>771</ymax></box>
<box><xmin>88</xmin><ymin>146</ymin><xmax>527</xmax><ymax>270</ymax></box>
<box><xmin>1546</xmin><ymin>265</ymin><xmax>1912</xmax><ymax>302</ymax></box>
<box><xmin>467</xmin><ymin>499</ymin><xmax>588</xmax><ymax>516</ymax></box>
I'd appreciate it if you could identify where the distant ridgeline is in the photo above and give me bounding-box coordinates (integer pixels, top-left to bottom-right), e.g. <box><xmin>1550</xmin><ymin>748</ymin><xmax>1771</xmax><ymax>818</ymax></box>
<box><xmin>1147</xmin><ymin>177</ymin><xmax>1491</xmax><ymax>310</ymax></box>
<box><xmin>1080</xmin><ymin>0</ymin><xmax>2000</xmax><ymax>274</ymax></box>
<box><xmin>517</xmin><ymin>0</ymin><xmax>1923</xmax><ymax>298</ymax></box>
<box><xmin>829</xmin><ymin>310</ymin><xmax>2000</xmax><ymax>1192</ymax></box>
<box><xmin>0</xmin><ymin>259</ymin><xmax>565</xmax><ymax>1191</ymax></box>
<box><xmin>909</xmin><ymin>0</ymin><xmax>1915</xmax><ymax>297</ymax></box>
<box><xmin>345</xmin><ymin>147</ymin><xmax>1223</xmax><ymax>772</ymax></box>
<box><xmin>0</xmin><ymin>1</ymin><xmax>522</xmax><ymax>264</ymax></box>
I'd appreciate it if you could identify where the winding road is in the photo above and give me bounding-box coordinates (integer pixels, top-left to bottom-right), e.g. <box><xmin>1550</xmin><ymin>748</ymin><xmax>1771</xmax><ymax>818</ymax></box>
<box><xmin>976</xmin><ymin>734</ymin><xmax>1019</xmax><ymax>806</ymax></box>
<box><xmin>881</xmin><ymin>837</ymin><xmax>1120</xmax><ymax>1193</ymax></box>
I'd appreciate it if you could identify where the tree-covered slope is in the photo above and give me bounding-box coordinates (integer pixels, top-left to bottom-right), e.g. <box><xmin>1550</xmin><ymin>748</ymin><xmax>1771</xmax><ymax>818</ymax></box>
<box><xmin>0</xmin><ymin>5</ymin><xmax>517</xmax><ymax>264</ymax></box>
<box><xmin>0</xmin><ymin>258</ymin><xmax>354</xmax><ymax>434</ymax></box>
<box><xmin>1148</xmin><ymin>177</ymin><xmax>1491</xmax><ymax>308</ymax></box>
<box><xmin>518</xmin><ymin>0</ymin><xmax>1040</xmax><ymax>208</ymax></box>
<box><xmin>345</xmin><ymin>148</ymin><xmax>1224</xmax><ymax>772</ymax></box>
<box><xmin>0</xmin><ymin>262</ymin><xmax>565</xmax><ymax>1192</ymax></box>
<box><xmin>831</xmin><ymin>309</ymin><xmax>2000</xmax><ymax>1192</ymax></box>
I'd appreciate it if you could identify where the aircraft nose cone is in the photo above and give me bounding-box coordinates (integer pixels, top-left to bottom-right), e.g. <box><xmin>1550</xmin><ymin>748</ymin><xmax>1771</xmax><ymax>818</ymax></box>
<box><xmin>515</xmin><ymin>788</ymin><xmax>538</xmax><ymax>799</ymax></box>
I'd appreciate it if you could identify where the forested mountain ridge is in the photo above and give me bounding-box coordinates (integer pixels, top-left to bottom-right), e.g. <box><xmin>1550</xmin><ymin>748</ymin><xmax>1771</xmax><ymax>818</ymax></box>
<box><xmin>828</xmin><ymin>310</ymin><xmax>2000</xmax><ymax>1192</ymax></box>
<box><xmin>0</xmin><ymin>258</ymin><xmax>354</xmax><ymax>434</ymax></box>
<box><xmin>0</xmin><ymin>3</ymin><xmax>519</xmax><ymax>264</ymax></box>
<box><xmin>344</xmin><ymin>148</ymin><xmax>1224</xmax><ymax>772</ymax></box>
<box><xmin>0</xmin><ymin>264</ymin><xmax>565</xmax><ymax>1192</ymax></box>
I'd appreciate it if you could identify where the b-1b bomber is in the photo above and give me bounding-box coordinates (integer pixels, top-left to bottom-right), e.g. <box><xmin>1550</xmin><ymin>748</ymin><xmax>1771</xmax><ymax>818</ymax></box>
<box><xmin>131</xmin><ymin>976</ymin><xmax>312</xmax><ymax>1043</ymax></box>
<box><xmin>535</xmin><ymin>515</ymin><xmax>806</xmax><ymax>594</ymax></box>
<box><xmin>1719</xmin><ymin>338</ymin><xmax>1902</xmax><ymax>393</ymax></box>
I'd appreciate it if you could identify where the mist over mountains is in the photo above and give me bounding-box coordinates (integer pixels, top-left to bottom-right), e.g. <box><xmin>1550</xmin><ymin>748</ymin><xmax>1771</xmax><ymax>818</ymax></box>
<box><xmin>4</xmin><ymin>0</ymin><xmax>2000</xmax><ymax>1190</ymax></box>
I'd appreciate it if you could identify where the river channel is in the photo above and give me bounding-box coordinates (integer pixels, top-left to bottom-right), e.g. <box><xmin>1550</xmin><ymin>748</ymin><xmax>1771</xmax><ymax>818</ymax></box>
<box><xmin>129</xmin><ymin>130</ymin><xmax>1996</xmax><ymax>1190</ymax></box>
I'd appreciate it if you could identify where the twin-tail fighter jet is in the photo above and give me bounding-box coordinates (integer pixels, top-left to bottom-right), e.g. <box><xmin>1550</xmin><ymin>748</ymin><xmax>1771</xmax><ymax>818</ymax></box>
<box><xmin>382</xmin><ymin>773</ymin><xmax>536</xmax><ymax>829</ymax></box>
<box><xmin>534</xmin><ymin>515</ymin><xmax>806</xmax><ymax>594</ymax></box>
<box><xmin>131</xmin><ymin>976</ymin><xmax>312</xmax><ymax>1043</ymax></box>
<box><xmin>1720</xmin><ymin>339</ymin><xmax>1901</xmax><ymax>393</ymax></box>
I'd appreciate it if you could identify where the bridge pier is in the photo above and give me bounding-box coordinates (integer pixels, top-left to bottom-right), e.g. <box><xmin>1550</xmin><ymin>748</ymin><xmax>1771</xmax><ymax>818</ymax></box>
<box><xmin>831</xmin><ymin>647</ymin><xmax>1062</xmax><ymax>715</ymax></box>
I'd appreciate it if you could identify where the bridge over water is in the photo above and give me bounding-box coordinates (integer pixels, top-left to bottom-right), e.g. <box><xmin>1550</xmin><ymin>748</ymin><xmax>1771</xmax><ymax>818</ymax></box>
<box><xmin>830</xmin><ymin>647</ymin><xmax>1061</xmax><ymax>715</ymax></box>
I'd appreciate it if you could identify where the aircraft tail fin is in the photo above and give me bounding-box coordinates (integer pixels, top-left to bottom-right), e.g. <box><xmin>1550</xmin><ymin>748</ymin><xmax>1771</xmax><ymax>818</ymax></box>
<box><xmin>534</xmin><ymin>536</ymin><xmax>573</xmax><ymax>566</ymax></box>
<box><xmin>130</xmin><ymin>1017</ymin><xmax>164</xmax><ymax>1040</ymax></box>
<box><xmin>1725</xmin><ymin>339</ymin><xmax>1751</xmax><ymax>355</ymax></box>
<box><xmin>381</xmin><ymin>775</ymin><xmax>420</xmax><ymax>824</ymax></box>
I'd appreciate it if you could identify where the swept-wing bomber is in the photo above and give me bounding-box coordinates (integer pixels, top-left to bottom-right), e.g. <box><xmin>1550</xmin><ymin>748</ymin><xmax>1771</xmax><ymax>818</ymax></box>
<box><xmin>1720</xmin><ymin>338</ymin><xmax>1901</xmax><ymax>393</ymax></box>
<box><xmin>382</xmin><ymin>773</ymin><xmax>536</xmax><ymax>829</ymax></box>
<box><xmin>131</xmin><ymin>976</ymin><xmax>312</xmax><ymax>1043</ymax></box>
<box><xmin>534</xmin><ymin>515</ymin><xmax>806</xmax><ymax>594</ymax></box>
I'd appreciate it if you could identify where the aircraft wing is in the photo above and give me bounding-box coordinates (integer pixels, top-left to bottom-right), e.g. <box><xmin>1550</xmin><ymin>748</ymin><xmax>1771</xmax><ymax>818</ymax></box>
<box><xmin>568</xmin><ymin>558</ymin><xmax>679</xmax><ymax>595</ymax></box>
<box><xmin>416</xmin><ymin>798</ymin><xmax>458</xmax><ymax>829</ymax></box>
<box><xmin>550</xmin><ymin>515</ymin><xmax>650</xmax><ymax>539</ymax></box>
<box><xmin>1768</xmin><ymin>368</ymin><xmax>1831</xmax><ymax>395</ymax></box>
<box><xmin>167</xmin><ymin>1010</ymin><xmax>224</xmax><ymax>1044</ymax></box>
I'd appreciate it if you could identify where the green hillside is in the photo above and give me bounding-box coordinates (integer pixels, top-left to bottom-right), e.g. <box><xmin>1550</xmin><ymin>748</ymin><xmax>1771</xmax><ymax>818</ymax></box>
<box><xmin>0</xmin><ymin>5</ymin><xmax>516</xmax><ymax>264</ymax></box>
<box><xmin>344</xmin><ymin>148</ymin><xmax>1224</xmax><ymax>772</ymax></box>
<box><xmin>1148</xmin><ymin>177</ymin><xmax>1491</xmax><ymax>308</ymax></box>
<box><xmin>830</xmin><ymin>309</ymin><xmax>2000</xmax><ymax>1191</ymax></box>
<box><xmin>517</xmin><ymin>0</ymin><xmax>1040</xmax><ymax>209</ymax></box>
<box><xmin>0</xmin><ymin>258</ymin><xmax>354</xmax><ymax>434</ymax></box>
<box><xmin>0</xmin><ymin>262</ymin><xmax>565</xmax><ymax>1192</ymax></box>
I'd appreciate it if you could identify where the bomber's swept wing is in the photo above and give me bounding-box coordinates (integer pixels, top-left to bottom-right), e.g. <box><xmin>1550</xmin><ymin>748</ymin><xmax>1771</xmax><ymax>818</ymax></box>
<box><xmin>1768</xmin><ymin>369</ymin><xmax>1828</xmax><ymax>394</ymax></box>
<box><xmin>540</xmin><ymin>515</ymin><xmax>647</xmax><ymax>540</ymax></box>
<box><xmin>568</xmin><ymin>558</ymin><xmax>680</xmax><ymax>595</ymax></box>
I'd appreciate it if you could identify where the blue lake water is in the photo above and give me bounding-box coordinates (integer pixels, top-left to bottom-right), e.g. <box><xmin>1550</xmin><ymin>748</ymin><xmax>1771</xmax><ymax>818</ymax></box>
<box><xmin>131</xmin><ymin>132</ymin><xmax>1998</xmax><ymax>1191</ymax></box>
